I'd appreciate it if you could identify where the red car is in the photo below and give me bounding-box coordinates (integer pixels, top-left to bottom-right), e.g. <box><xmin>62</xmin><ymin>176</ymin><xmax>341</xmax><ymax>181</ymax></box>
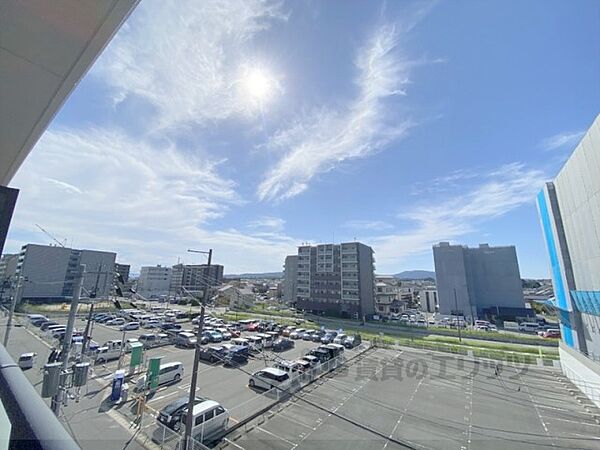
<box><xmin>542</xmin><ymin>329</ymin><xmax>561</xmax><ymax>339</ymax></box>
<box><xmin>247</xmin><ymin>321</ymin><xmax>260</xmax><ymax>332</ymax></box>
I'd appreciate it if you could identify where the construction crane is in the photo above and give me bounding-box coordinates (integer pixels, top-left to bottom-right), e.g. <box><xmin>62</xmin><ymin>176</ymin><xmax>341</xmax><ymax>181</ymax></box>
<box><xmin>35</xmin><ymin>224</ymin><xmax>67</xmax><ymax>247</ymax></box>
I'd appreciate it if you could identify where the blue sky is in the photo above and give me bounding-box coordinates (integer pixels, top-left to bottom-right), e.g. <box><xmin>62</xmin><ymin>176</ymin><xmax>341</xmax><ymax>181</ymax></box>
<box><xmin>5</xmin><ymin>0</ymin><xmax>600</xmax><ymax>276</ymax></box>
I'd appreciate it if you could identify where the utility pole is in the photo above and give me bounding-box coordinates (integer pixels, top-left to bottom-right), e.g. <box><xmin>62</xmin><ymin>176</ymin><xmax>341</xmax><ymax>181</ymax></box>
<box><xmin>82</xmin><ymin>262</ymin><xmax>103</xmax><ymax>356</ymax></box>
<box><xmin>51</xmin><ymin>264</ymin><xmax>85</xmax><ymax>416</ymax></box>
<box><xmin>184</xmin><ymin>248</ymin><xmax>212</xmax><ymax>449</ymax></box>
<box><xmin>454</xmin><ymin>288</ymin><xmax>462</xmax><ymax>343</ymax></box>
<box><xmin>3</xmin><ymin>275</ymin><xmax>24</xmax><ymax>347</ymax></box>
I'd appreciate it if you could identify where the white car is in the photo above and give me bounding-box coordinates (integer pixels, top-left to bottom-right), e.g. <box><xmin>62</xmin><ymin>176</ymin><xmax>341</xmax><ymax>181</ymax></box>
<box><xmin>289</xmin><ymin>328</ymin><xmax>306</xmax><ymax>339</ymax></box>
<box><xmin>106</xmin><ymin>318</ymin><xmax>126</xmax><ymax>326</ymax></box>
<box><xmin>249</xmin><ymin>367</ymin><xmax>290</xmax><ymax>390</ymax></box>
<box><xmin>182</xmin><ymin>400</ymin><xmax>229</xmax><ymax>443</ymax></box>
<box><xmin>135</xmin><ymin>361</ymin><xmax>183</xmax><ymax>391</ymax></box>
<box><xmin>18</xmin><ymin>352</ymin><xmax>37</xmax><ymax>369</ymax></box>
<box><xmin>333</xmin><ymin>334</ymin><xmax>348</xmax><ymax>344</ymax></box>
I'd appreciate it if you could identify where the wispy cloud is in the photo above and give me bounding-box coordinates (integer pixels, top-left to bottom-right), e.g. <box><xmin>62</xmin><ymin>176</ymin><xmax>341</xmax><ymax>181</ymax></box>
<box><xmin>343</xmin><ymin>220</ymin><xmax>393</xmax><ymax>231</ymax></box>
<box><xmin>43</xmin><ymin>178</ymin><xmax>82</xmax><ymax>195</ymax></box>
<box><xmin>94</xmin><ymin>0</ymin><xmax>285</xmax><ymax>129</ymax></box>
<box><xmin>540</xmin><ymin>130</ymin><xmax>584</xmax><ymax>151</ymax></box>
<box><xmin>8</xmin><ymin>128</ymin><xmax>297</xmax><ymax>273</ymax></box>
<box><xmin>247</xmin><ymin>216</ymin><xmax>286</xmax><ymax>231</ymax></box>
<box><xmin>257</xmin><ymin>22</ymin><xmax>421</xmax><ymax>201</ymax></box>
<box><xmin>371</xmin><ymin>163</ymin><xmax>547</xmax><ymax>269</ymax></box>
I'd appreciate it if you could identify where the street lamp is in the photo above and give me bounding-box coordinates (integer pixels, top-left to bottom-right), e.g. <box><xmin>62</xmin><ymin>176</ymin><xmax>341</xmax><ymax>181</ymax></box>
<box><xmin>184</xmin><ymin>248</ymin><xmax>212</xmax><ymax>449</ymax></box>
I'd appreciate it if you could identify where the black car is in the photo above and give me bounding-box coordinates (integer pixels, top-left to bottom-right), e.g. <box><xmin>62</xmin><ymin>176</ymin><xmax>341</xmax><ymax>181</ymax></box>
<box><xmin>223</xmin><ymin>346</ymin><xmax>249</xmax><ymax>367</ymax></box>
<box><xmin>309</xmin><ymin>348</ymin><xmax>331</xmax><ymax>363</ymax></box>
<box><xmin>344</xmin><ymin>334</ymin><xmax>362</xmax><ymax>349</ymax></box>
<box><xmin>31</xmin><ymin>318</ymin><xmax>49</xmax><ymax>327</ymax></box>
<box><xmin>160</xmin><ymin>323</ymin><xmax>182</xmax><ymax>331</ymax></box>
<box><xmin>199</xmin><ymin>346</ymin><xmax>226</xmax><ymax>363</ymax></box>
<box><xmin>320</xmin><ymin>331</ymin><xmax>338</xmax><ymax>344</ymax></box>
<box><xmin>311</xmin><ymin>330</ymin><xmax>325</xmax><ymax>342</ymax></box>
<box><xmin>157</xmin><ymin>396</ymin><xmax>205</xmax><ymax>431</ymax></box>
<box><xmin>272</xmin><ymin>338</ymin><xmax>294</xmax><ymax>352</ymax></box>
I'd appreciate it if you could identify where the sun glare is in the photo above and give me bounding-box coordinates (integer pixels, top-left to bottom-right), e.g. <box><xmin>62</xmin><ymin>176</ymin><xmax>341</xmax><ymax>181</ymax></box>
<box><xmin>238</xmin><ymin>65</ymin><xmax>280</xmax><ymax>109</ymax></box>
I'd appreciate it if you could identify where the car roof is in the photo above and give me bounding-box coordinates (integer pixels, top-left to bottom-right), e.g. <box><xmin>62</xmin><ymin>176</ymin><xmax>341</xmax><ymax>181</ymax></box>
<box><xmin>262</xmin><ymin>367</ymin><xmax>287</xmax><ymax>376</ymax></box>
<box><xmin>191</xmin><ymin>400</ymin><xmax>220</xmax><ymax>415</ymax></box>
<box><xmin>20</xmin><ymin>352</ymin><xmax>36</xmax><ymax>358</ymax></box>
<box><xmin>161</xmin><ymin>361</ymin><xmax>182</xmax><ymax>368</ymax></box>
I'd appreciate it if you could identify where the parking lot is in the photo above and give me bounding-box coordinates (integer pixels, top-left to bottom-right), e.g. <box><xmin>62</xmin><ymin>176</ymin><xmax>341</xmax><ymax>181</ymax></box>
<box><xmin>225</xmin><ymin>347</ymin><xmax>600</xmax><ymax>450</ymax></box>
<box><xmin>6</xmin><ymin>311</ymin><xmax>600</xmax><ymax>450</ymax></box>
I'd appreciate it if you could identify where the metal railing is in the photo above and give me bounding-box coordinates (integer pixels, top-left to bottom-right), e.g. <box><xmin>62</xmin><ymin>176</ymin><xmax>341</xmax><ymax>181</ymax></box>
<box><xmin>0</xmin><ymin>344</ymin><xmax>80</xmax><ymax>449</ymax></box>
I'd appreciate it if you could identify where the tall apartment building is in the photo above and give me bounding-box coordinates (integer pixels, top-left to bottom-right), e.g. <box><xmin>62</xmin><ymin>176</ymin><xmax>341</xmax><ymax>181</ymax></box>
<box><xmin>295</xmin><ymin>242</ymin><xmax>375</xmax><ymax>318</ymax></box>
<box><xmin>138</xmin><ymin>265</ymin><xmax>171</xmax><ymax>298</ymax></box>
<box><xmin>15</xmin><ymin>243</ymin><xmax>116</xmax><ymax>302</ymax></box>
<box><xmin>433</xmin><ymin>242</ymin><xmax>528</xmax><ymax>321</ymax></box>
<box><xmin>282</xmin><ymin>255</ymin><xmax>298</xmax><ymax>305</ymax></box>
<box><xmin>170</xmin><ymin>263</ymin><xmax>224</xmax><ymax>295</ymax></box>
<box><xmin>537</xmin><ymin>115</ymin><xmax>600</xmax><ymax>406</ymax></box>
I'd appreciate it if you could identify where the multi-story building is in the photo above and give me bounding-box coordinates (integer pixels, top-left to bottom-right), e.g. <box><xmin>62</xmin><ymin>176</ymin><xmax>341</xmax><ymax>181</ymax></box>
<box><xmin>537</xmin><ymin>115</ymin><xmax>600</xmax><ymax>406</ymax></box>
<box><xmin>138</xmin><ymin>265</ymin><xmax>171</xmax><ymax>298</ymax></box>
<box><xmin>115</xmin><ymin>263</ymin><xmax>130</xmax><ymax>283</ymax></box>
<box><xmin>0</xmin><ymin>253</ymin><xmax>19</xmax><ymax>301</ymax></box>
<box><xmin>433</xmin><ymin>242</ymin><xmax>529</xmax><ymax>322</ymax></box>
<box><xmin>170</xmin><ymin>263</ymin><xmax>224</xmax><ymax>295</ymax></box>
<box><xmin>295</xmin><ymin>242</ymin><xmax>375</xmax><ymax>319</ymax></box>
<box><xmin>419</xmin><ymin>288</ymin><xmax>438</xmax><ymax>313</ymax></box>
<box><xmin>282</xmin><ymin>255</ymin><xmax>298</xmax><ymax>305</ymax></box>
<box><xmin>14</xmin><ymin>243</ymin><xmax>116</xmax><ymax>303</ymax></box>
<box><xmin>374</xmin><ymin>275</ymin><xmax>402</xmax><ymax>317</ymax></box>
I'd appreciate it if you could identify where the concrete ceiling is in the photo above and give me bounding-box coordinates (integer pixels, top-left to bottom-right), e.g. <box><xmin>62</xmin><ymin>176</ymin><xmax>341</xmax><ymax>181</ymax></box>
<box><xmin>0</xmin><ymin>0</ymin><xmax>139</xmax><ymax>186</ymax></box>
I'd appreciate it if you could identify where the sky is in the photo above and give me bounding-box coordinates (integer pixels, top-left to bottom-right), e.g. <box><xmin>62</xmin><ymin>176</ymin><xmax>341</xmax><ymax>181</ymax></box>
<box><xmin>5</xmin><ymin>0</ymin><xmax>600</xmax><ymax>277</ymax></box>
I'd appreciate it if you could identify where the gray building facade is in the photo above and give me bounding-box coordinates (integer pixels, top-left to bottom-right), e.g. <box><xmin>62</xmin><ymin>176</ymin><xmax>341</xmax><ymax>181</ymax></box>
<box><xmin>433</xmin><ymin>242</ymin><xmax>527</xmax><ymax>321</ymax></box>
<box><xmin>170</xmin><ymin>263</ymin><xmax>224</xmax><ymax>295</ymax></box>
<box><xmin>283</xmin><ymin>255</ymin><xmax>298</xmax><ymax>305</ymax></box>
<box><xmin>15</xmin><ymin>243</ymin><xmax>116</xmax><ymax>302</ymax></box>
<box><xmin>537</xmin><ymin>114</ymin><xmax>600</xmax><ymax>407</ymax></box>
<box><xmin>295</xmin><ymin>242</ymin><xmax>375</xmax><ymax>318</ymax></box>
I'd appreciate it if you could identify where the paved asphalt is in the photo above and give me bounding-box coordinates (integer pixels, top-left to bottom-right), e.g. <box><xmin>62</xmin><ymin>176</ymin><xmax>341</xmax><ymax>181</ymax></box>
<box><xmin>3</xmin><ymin>313</ymin><xmax>598</xmax><ymax>450</ymax></box>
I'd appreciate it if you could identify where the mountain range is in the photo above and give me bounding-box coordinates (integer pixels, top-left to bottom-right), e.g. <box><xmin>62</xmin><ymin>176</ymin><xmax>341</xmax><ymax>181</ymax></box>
<box><xmin>223</xmin><ymin>269</ymin><xmax>436</xmax><ymax>280</ymax></box>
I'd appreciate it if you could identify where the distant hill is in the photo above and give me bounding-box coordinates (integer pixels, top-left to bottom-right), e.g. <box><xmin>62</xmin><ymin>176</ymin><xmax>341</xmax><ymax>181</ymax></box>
<box><xmin>393</xmin><ymin>270</ymin><xmax>435</xmax><ymax>280</ymax></box>
<box><xmin>224</xmin><ymin>272</ymin><xmax>283</xmax><ymax>279</ymax></box>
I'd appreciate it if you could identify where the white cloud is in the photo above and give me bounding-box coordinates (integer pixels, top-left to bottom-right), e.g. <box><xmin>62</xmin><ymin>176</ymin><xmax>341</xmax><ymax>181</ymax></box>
<box><xmin>371</xmin><ymin>163</ymin><xmax>547</xmax><ymax>270</ymax></box>
<box><xmin>540</xmin><ymin>130</ymin><xmax>584</xmax><ymax>151</ymax></box>
<box><xmin>94</xmin><ymin>0</ymin><xmax>285</xmax><ymax>129</ymax></box>
<box><xmin>257</xmin><ymin>24</ymin><xmax>416</xmax><ymax>201</ymax></box>
<box><xmin>43</xmin><ymin>178</ymin><xmax>82</xmax><ymax>195</ymax></box>
<box><xmin>247</xmin><ymin>216</ymin><xmax>286</xmax><ymax>231</ymax></box>
<box><xmin>343</xmin><ymin>220</ymin><xmax>393</xmax><ymax>231</ymax></box>
<box><xmin>7</xmin><ymin>128</ymin><xmax>297</xmax><ymax>273</ymax></box>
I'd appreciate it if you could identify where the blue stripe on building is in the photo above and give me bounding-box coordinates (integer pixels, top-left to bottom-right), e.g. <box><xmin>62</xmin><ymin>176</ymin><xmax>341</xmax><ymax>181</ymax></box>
<box><xmin>537</xmin><ymin>190</ymin><xmax>574</xmax><ymax>347</ymax></box>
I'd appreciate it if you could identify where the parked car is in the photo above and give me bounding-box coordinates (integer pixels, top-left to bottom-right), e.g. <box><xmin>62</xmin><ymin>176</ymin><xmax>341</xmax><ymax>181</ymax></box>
<box><xmin>519</xmin><ymin>322</ymin><xmax>540</xmax><ymax>333</ymax></box>
<box><xmin>299</xmin><ymin>355</ymin><xmax>320</xmax><ymax>368</ymax></box>
<box><xmin>248</xmin><ymin>367</ymin><xmax>290</xmax><ymax>390</ymax></box>
<box><xmin>204</xmin><ymin>330</ymin><xmax>223</xmax><ymax>343</ymax></box>
<box><xmin>180</xmin><ymin>400</ymin><xmax>229</xmax><ymax>443</ymax></box>
<box><xmin>272</xmin><ymin>338</ymin><xmax>294</xmax><ymax>352</ymax></box>
<box><xmin>223</xmin><ymin>346</ymin><xmax>249</xmax><ymax>367</ymax></box>
<box><xmin>216</xmin><ymin>328</ymin><xmax>232</xmax><ymax>340</ymax></box>
<box><xmin>282</xmin><ymin>326</ymin><xmax>296</xmax><ymax>337</ymax></box>
<box><xmin>274</xmin><ymin>360</ymin><xmax>303</xmax><ymax>375</ymax></box>
<box><xmin>51</xmin><ymin>328</ymin><xmax>67</xmax><ymax>338</ymax></box>
<box><xmin>40</xmin><ymin>321</ymin><xmax>59</xmax><ymax>331</ymax></box>
<box><xmin>143</xmin><ymin>320</ymin><xmax>161</xmax><ymax>329</ymax></box>
<box><xmin>157</xmin><ymin>396</ymin><xmax>206</xmax><ymax>432</ymax></box>
<box><xmin>247</xmin><ymin>321</ymin><xmax>260</xmax><ymax>332</ymax></box>
<box><xmin>120</xmin><ymin>321</ymin><xmax>140</xmax><ymax>331</ymax></box>
<box><xmin>176</xmin><ymin>332</ymin><xmax>197</xmax><ymax>348</ymax></box>
<box><xmin>289</xmin><ymin>328</ymin><xmax>306</xmax><ymax>339</ymax></box>
<box><xmin>301</xmin><ymin>331</ymin><xmax>314</xmax><ymax>340</ymax></box>
<box><xmin>18</xmin><ymin>352</ymin><xmax>37</xmax><ymax>370</ymax></box>
<box><xmin>309</xmin><ymin>348</ymin><xmax>331</xmax><ymax>363</ymax></box>
<box><xmin>161</xmin><ymin>323</ymin><xmax>182</xmax><ymax>331</ymax></box>
<box><xmin>542</xmin><ymin>328</ymin><xmax>561</xmax><ymax>339</ymax></box>
<box><xmin>344</xmin><ymin>334</ymin><xmax>362</xmax><ymax>349</ymax></box>
<box><xmin>95</xmin><ymin>346</ymin><xmax>121</xmax><ymax>364</ymax></box>
<box><xmin>135</xmin><ymin>361</ymin><xmax>184</xmax><ymax>391</ymax></box>
<box><xmin>311</xmin><ymin>330</ymin><xmax>326</xmax><ymax>342</ymax></box>
<box><xmin>333</xmin><ymin>334</ymin><xmax>348</xmax><ymax>345</ymax></box>
<box><xmin>31</xmin><ymin>317</ymin><xmax>49</xmax><ymax>327</ymax></box>
<box><xmin>97</xmin><ymin>315</ymin><xmax>116</xmax><ymax>323</ymax></box>
<box><xmin>106</xmin><ymin>318</ymin><xmax>126</xmax><ymax>326</ymax></box>
<box><xmin>320</xmin><ymin>331</ymin><xmax>338</xmax><ymax>344</ymax></box>
<box><xmin>199</xmin><ymin>346</ymin><xmax>227</xmax><ymax>363</ymax></box>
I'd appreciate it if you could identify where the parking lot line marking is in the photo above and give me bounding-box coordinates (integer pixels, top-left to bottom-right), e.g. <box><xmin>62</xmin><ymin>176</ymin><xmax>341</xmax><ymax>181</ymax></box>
<box><xmin>223</xmin><ymin>437</ymin><xmax>245</xmax><ymax>450</ymax></box>
<box><xmin>257</xmin><ymin>426</ymin><xmax>297</xmax><ymax>446</ymax></box>
<box><xmin>149</xmin><ymin>391</ymin><xmax>178</xmax><ymax>403</ymax></box>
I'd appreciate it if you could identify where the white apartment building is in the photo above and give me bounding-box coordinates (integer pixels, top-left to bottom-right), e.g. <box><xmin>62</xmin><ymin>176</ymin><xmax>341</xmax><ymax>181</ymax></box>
<box><xmin>138</xmin><ymin>265</ymin><xmax>172</xmax><ymax>298</ymax></box>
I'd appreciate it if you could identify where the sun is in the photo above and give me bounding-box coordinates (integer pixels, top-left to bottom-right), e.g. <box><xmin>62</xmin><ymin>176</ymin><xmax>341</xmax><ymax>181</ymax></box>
<box><xmin>244</xmin><ymin>68</ymin><xmax>272</xmax><ymax>101</ymax></box>
<box><xmin>238</xmin><ymin>65</ymin><xmax>280</xmax><ymax>109</ymax></box>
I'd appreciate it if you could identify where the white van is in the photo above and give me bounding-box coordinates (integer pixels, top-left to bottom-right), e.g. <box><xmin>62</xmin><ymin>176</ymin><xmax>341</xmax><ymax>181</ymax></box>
<box><xmin>231</xmin><ymin>337</ymin><xmax>250</xmax><ymax>349</ymax></box>
<box><xmin>182</xmin><ymin>400</ymin><xmax>229</xmax><ymax>443</ymax></box>
<box><xmin>255</xmin><ymin>333</ymin><xmax>274</xmax><ymax>349</ymax></box>
<box><xmin>249</xmin><ymin>367</ymin><xmax>291</xmax><ymax>390</ymax></box>
<box><xmin>519</xmin><ymin>322</ymin><xmax>540</xmax><ymax>333</ymax></box>
<box><xmin>136</xmin><ymin>361</ymin><xmax>184</xmax><ymax>391</ymax></box>
<box><xmin>246</xmin><ymin>336</ymin><xmax>263</xmax><ymax>352</ymax></box>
